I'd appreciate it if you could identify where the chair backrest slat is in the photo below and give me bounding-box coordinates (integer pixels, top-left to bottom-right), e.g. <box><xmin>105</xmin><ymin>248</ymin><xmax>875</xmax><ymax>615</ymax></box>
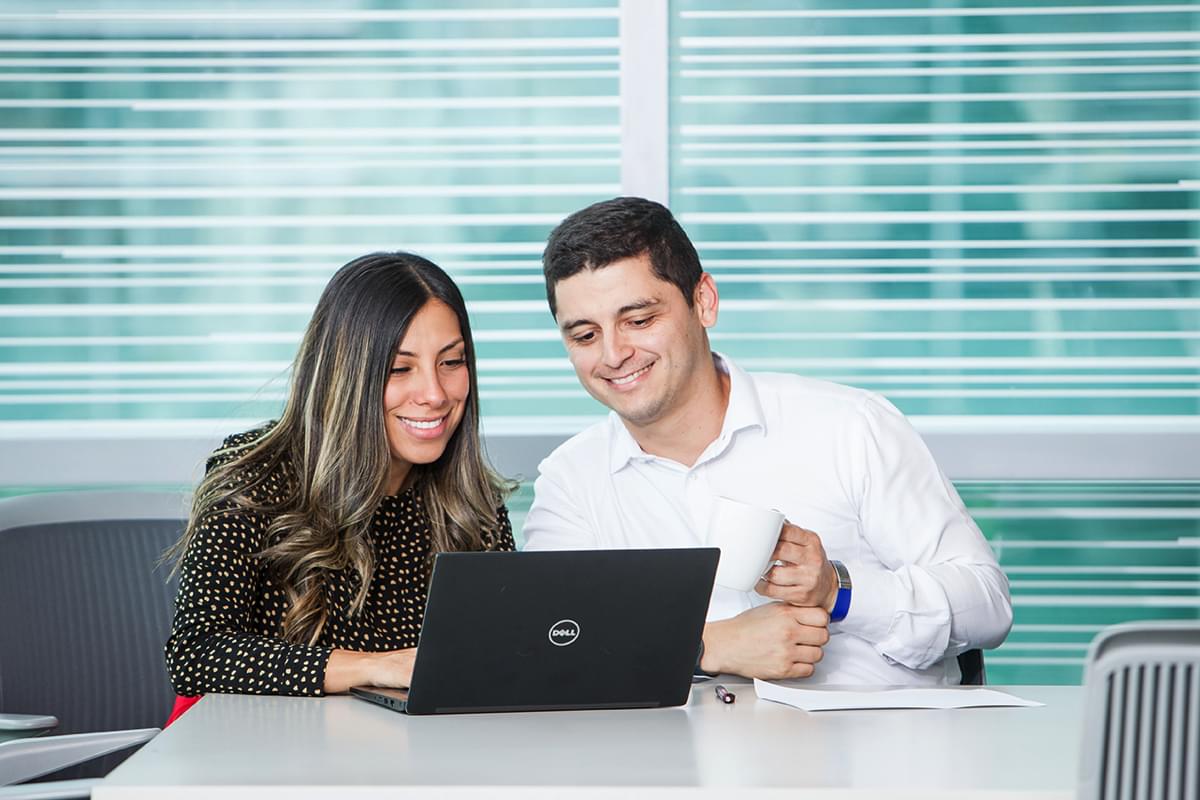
<box><xmin>1080</xmin><ymin>622</ymin><xmax>1200</xmax><ymax>800</ymax></box>
<box><xmin>1186</xmin><ymin>664</ymin><xmax>1199</xmax><ymax>800</ymax></box>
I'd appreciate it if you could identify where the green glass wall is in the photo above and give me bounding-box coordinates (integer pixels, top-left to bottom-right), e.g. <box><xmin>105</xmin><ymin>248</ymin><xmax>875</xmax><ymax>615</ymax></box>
<box><xmin>0</xmin><ymin>0</ymin><xmax>618</xmax><ymax>427</ymax></box>
<box><xmin>2</xmin><ymin>0</ymin><xmax>1198</xmax><ymax>685</ymax></box>
<box><xmin>672</xmin><ymin>0</ymin><xmax>1199</xmax><ymax>417</ymax></box>
<box><xmin>669</xmin><ymin>0</ymin><xmax>1200</xmax><ymax>684</ymax></box>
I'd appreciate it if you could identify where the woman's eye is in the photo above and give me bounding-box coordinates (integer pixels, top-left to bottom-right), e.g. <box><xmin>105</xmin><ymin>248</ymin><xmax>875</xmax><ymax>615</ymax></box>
<box><xmin>389</xmin><ymin>366</ymin><xmax>410</xmax><ymax>375</ymax></box>
<box><xmin>442</xmin><ymin>358</ymin><xmax>466</xmax><ymax>368</ymax></box>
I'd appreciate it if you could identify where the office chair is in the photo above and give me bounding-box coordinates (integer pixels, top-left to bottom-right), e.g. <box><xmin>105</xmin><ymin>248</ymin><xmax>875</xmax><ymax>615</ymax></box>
<box><xmin>957</xmin><ymin>649</ymin><xmax>986</xmax><ymax>686</ymax></box>
<box><xmin>1077</xmin><ymin>621</ymin><xmax>1200</xmax><ymax>800</ymax></box>
<box><xmin>0</xmin><ymin>491</ymin><xmax>189</xmax><ymax>798</ymax></box>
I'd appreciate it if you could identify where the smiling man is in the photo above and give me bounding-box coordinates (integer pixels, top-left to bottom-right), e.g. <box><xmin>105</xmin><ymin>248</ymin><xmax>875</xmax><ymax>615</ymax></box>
<box><xmin>522</xmin><ymin>197</ymin><xmax>1013</xmax><ymax>685</ymax></box>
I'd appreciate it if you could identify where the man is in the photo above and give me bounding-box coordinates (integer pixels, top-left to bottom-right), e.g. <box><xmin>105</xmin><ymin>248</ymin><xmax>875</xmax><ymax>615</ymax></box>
<box><xmin>523</xmin><ymin>197</ymin><xmax>1012</xmax><ymax>684</ymax></box>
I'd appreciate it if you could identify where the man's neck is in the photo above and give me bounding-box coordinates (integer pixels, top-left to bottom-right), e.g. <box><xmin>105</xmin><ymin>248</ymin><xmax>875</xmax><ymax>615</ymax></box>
<box><xmin>625</xmin><ymin>354</ymin><xmax>731</xmax><ymax>467</ymax></box>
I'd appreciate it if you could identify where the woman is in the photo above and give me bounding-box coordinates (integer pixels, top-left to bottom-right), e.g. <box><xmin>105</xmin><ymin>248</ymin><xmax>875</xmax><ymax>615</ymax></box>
<box><xmin>165</xmin><ymin>252</ymin><xmax>514</xmax><ymax>701</ymax></box>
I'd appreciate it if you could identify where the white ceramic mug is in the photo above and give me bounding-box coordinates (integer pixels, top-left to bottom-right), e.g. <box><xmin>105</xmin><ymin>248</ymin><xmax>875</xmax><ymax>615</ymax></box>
<box><xmin>706</xmin><ymin>496</ymin><xmax>785</xmax><ymax>591</ymax></box>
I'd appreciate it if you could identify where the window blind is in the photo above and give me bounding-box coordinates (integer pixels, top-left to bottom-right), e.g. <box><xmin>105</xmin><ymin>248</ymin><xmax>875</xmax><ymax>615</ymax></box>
<box><xmin>1</xmin><ymin>0</ymin><xmax>1197</xmax><ymax>685</ymax></box>
<box><xmin>0</xmin><ymin>0</ymin><xmax>619</xmax><ymax>453</ymax></box>
<box><xmin>672</xmin><ymin>0</ymin><xmax>1199</xmax><ymax>420</ymax></box>
<box><xmin>670</xmin><ymin>0</ymin><xmax>1200</xmax><ymax>684</ymax></box>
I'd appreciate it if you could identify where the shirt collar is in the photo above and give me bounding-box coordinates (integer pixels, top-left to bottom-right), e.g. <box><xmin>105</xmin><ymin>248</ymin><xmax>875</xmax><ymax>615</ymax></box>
<box><xmin>712</xmin><ymin>352</ymin><xmax>767</xmax><ymax>449</ymax></box>
<box><xmin>606</xmin><ymin>352</ymin><xmax>767</xmax><ymax>474</ymax></box>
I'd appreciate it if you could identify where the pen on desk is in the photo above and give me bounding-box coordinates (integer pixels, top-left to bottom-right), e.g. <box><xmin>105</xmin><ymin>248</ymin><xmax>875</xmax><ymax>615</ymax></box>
<box><xmin>715</xmin><ymin>684</ymin><xmax>736</xmax><ymax>704</ymax></box>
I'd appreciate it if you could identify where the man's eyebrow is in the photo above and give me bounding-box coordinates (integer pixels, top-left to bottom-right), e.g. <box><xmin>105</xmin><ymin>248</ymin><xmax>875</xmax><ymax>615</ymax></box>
<box><xmin>618</xmin><ymin>298</ymin><xmax>662</xmax><ymax>316</ymax></box>
<box><xmin>559</xmin><ymin>298</ymin><xmax>661</xmax><ymax>332</ymax></box>
<box><xmin>395</xmin><ymin>338</ymin><xmax>465</xmax><ymax>357</ymax></box>
<box><xmin>559</xmin><ymin>316</ymin><xmax>592</xmax><ymax>332</ymax></box>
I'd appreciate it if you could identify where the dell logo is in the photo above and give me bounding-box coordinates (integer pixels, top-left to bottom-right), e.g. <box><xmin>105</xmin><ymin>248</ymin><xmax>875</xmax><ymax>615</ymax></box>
<box><xmin>548</xmin><ymin>619</ymin><xmax>580</xmax><ymax>646</ymax></box>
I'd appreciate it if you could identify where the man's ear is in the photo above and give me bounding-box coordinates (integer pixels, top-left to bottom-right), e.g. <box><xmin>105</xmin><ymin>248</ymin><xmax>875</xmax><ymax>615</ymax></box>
<box><xmin>694</xmin><ymin>272</ymin><xmax>719</xmax><ymax>329</ymax></box>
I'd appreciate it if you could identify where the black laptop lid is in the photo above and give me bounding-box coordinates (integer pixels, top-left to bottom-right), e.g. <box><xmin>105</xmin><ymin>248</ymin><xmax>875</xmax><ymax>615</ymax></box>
<box><xmin>404</xmin><ymin>548</ymin><xmax>718</xmax><ymax>715</ymax></box>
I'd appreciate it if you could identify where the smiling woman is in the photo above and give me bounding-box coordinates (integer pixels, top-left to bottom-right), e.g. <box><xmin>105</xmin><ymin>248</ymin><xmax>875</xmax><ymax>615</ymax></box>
<box><xmin>162</xmin><ymin>252</ymin><xmax>515</xmax><ymax>708</ymax></box>
<box><xmin>383</xmin><ymin>299</ymin><xmax>472</xmax><ymax>495</ymax></box>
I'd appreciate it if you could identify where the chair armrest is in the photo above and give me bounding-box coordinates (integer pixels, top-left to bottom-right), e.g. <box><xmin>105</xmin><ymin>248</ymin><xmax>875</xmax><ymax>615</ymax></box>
<box><xmin>0</xmin><ymin>728</ymin><xmax>158</xmax><ymax>787</ymax></box>
<box><xmin>0</xmin><ymin>716</ymin><xmax>58</xmax><ymax>737</ymax></box>
<box><xmin>0</xmin><ymin>716</ymin><xmax>58</xmax><ymax>747</ymax></box>
<box><xmin>0</xmin><ymin>778</ymin><xmax>98</xmax><ymax>800</ymax></box>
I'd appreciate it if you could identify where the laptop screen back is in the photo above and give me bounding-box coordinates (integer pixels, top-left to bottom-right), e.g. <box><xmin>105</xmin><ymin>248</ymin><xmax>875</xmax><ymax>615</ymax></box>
<box><xmin>402</xmin><ymin>548</ymin><xmax>718</xmax><ymax>714</ymax></box>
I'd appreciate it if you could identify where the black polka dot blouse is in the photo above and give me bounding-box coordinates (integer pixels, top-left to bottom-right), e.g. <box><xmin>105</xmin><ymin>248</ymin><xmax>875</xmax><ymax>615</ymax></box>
<box><xmin>165</xmin><ymin>430</ymin><xmax>514</xmax><ymax>697</ymax></box>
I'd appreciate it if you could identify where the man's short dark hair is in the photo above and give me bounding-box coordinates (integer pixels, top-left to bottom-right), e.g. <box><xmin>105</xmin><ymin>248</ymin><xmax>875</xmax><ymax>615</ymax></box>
<box><xmin>542</xmin><ymin>196</ymin><xmax>702</xmax><ymax>318</ymax></box>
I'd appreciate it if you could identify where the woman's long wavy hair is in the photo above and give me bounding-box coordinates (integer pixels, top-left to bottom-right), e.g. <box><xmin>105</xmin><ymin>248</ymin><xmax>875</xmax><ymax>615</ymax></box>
<box><xmin>167</xmin><ymin>252</ymin><xmax>512</xmax><ymax>646</ymax></box>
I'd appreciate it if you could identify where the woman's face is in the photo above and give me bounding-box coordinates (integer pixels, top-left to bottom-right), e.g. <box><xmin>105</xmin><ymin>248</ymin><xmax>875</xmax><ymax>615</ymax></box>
<box><xmin>382</xmin><ymin>299</ymin><xmax>471</xmax><ymax>493</ymax></box>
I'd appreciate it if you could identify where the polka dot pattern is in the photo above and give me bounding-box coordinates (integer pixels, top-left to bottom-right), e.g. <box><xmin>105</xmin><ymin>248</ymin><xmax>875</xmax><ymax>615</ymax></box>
<box><xmin>165</xmin><ymin>429</ymin><xmax>514</xmax><ymax>697</ymax></box>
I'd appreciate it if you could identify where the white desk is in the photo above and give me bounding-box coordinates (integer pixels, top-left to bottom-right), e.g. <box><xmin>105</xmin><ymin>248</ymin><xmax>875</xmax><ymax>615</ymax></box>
<box><xmin>96</xmin><ymin>683</ymin><xmax>1082</xmax><ymax>799</ymax></box>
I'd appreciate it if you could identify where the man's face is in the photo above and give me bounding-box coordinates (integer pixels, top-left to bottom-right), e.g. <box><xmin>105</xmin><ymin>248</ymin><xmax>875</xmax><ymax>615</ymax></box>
<box><xmin>552</xmin><ymin>253</ymin><xmax>718</xmax><ymax>429</ymax></box>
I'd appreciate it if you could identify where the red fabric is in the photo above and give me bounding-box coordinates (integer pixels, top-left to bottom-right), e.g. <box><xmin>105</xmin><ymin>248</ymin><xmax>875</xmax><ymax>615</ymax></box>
<box><xmin>165</xmin><ymin>695</ymin><xmax>201</xmax><ymax>727</ymax></box>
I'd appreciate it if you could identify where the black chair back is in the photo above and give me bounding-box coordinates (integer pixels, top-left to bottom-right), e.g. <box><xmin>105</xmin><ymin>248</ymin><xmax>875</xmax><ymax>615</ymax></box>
<box><xmin>0</xmin><ymin>493</ymin><xmax>186</xmax><ymax>779</ymax></box>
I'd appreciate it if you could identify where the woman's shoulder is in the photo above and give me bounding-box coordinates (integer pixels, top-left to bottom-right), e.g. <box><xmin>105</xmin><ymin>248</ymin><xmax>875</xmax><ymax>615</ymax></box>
<box><xmin>206</xmin><ymin>421</ymin><xmax>279</xmax><ymax>473</ymax></box>
<box><xmin>200</xmin><ymin>421</ymin><xmax>294</xmax><ymax>511</ymax></box>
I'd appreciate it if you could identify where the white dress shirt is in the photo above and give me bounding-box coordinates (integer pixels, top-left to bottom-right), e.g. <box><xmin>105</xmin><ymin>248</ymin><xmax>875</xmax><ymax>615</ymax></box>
<box><xmin>523</xmin><ymin>354</ymin><xmax>1012</xmax><ymax>685</ymax></box>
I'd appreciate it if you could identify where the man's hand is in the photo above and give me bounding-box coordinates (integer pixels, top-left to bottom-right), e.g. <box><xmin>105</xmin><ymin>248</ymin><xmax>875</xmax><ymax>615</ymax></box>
<box><xmin>700</xmin><ymin>603</ymin><xmax>829</xmax><ymax>680</ymax></box>
<box><xmin>755</xmin><ymin>523</ymin><xmax>838</xmax><ymax>610</ymax></box>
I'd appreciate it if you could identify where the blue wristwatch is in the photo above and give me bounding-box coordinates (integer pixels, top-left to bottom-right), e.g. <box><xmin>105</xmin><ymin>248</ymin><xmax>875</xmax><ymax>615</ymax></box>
<box><xmin>829</xmin><ymin>560</ymin><xmax>852</xmax><ymax>623</ymax></box>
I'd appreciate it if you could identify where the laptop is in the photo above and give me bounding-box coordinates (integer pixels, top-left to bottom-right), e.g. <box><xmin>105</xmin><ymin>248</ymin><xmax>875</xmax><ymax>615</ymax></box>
<box><xmin>350</xmin><ymin>547</ymin><xmax>718</xmax><ymax>715</ymax></box>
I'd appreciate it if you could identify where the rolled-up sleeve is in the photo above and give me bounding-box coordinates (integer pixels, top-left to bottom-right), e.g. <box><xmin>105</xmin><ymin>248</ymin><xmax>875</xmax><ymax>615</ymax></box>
<box><xmin>837</xmin><ymin>395</ymin><xmax>1013</xmax><ymax>670</ymax></box>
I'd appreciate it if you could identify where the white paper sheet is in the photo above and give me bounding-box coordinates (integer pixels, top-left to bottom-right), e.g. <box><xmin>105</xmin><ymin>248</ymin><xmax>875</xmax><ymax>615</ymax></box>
<box><xmin>753</xmin><ymin>679</ymin><xmax>1045</xmax><ymax>711</ymax></box>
